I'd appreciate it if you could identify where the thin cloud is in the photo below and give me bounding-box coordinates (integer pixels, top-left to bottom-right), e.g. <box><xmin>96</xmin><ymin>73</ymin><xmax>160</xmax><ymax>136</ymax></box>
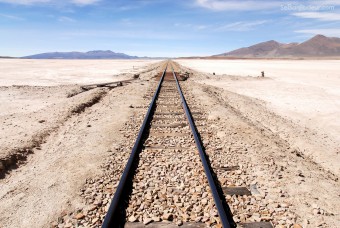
<box><xmin>293</xmin><ymin>12</ymin><xmax>340</xmax><ymax>21</ymax></box>
<box><xmin>58</xmin><ymin>16</ymin><xmax>76</xmax><ymax>22</ymax></box>
<box><xmin>296</xmin><ymin>29</ymin><xmax>340</xmax><ymax>37</ymax></box>
<box><xmin>0</xmin><ymin>0</ymin><xmax>49</xmax><ymax>4</ymax></box>
<box><xmin>216</xmin><ymin>20</ymin><xmax>269</xmax><ymax>31</ymax></box>
<box><xmin>71</xmin><ymin>0</ymin><xmax>99</xmax><ymax>5</ymax></box>
<box><xmin>196</xmin><ymin>25</ymin><xmax>208</xmax><ymax>30</ymax></box>
<box><xmin>195</xmin><ymin>0</ymin><xmax>281</xmax><ymax>11</ymax></box>
<box><xmin>0</xmin><ymin>13</ymin><xmax>25</xmax><ymax>20</ymax></box>
<box><xmin>0</xmin><ymin>0</ymin><xmax>99</xmax><ymax>5</ymax></box>
<box><xmin>195</xmin><ymin>0</ymin><xmax>340</xmax><ymax>12</ymax></box>
<box><xmin>174</xmin><ymin>23</ymin><xmax>209</xmax><ymax>31</ymax></box>
<box><xmin>56</xmin><ymin>27</ymin><xmax>210</xmax><ymax>41</ymax></box>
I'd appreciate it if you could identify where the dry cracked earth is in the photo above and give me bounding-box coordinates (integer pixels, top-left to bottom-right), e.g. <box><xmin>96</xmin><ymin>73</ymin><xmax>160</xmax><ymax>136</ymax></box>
<box><xmin>0</xmin><ymin>61</ymin><xmax>339</xmax><ymax>228</ymax></box>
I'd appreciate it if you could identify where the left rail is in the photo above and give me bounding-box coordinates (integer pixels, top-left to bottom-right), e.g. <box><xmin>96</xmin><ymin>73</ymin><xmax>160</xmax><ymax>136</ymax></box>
<box><xmin>102</xmin><ymin>65</ymin><xmax>167</xmax><ymax>228</ymax></box>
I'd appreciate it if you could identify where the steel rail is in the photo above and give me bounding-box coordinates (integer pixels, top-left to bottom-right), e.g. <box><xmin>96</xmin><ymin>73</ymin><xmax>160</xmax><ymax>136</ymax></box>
<box><xmin>102</xmin><ymin>65</ymin><xmax>167</xmax><ymax>228</ymax></box>
<box><xmin>172</xmin><ymin>67</ymin><xmax>232</xmax><ymax>228</ymax></box>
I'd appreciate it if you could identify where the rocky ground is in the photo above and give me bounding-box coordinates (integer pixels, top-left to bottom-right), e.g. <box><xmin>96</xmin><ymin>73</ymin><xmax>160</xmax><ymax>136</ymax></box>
<box><xmin>177</xmin><ymin>59</ymin><xmax>340</xmax><ymax>176</ymax></box>
<box><xmin>0</xmin><ymin>60</ymin><xmax>339</xmax><ymax>228</ymax></box>
<box><xmin>180</xmin><ymin>66</ymin><xmax>340</xmax><ymax>227</ymax></box>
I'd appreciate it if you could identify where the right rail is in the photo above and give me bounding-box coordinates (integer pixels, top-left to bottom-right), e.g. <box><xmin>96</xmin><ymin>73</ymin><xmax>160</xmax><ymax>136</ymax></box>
<box><xmin>172</xmin><ymin>67</ymin><xmax>233</xmax><ymax>228</ymax></box>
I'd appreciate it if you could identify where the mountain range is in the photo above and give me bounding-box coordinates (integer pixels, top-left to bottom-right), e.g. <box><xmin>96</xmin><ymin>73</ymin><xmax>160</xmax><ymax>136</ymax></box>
<box><xmin>3</xmin><ymin>35</ymin><xmax>340</xmax><ymax>59</ymax></box>
<box><xmin>23</xmin><ymin>50</ymin><xmax>138</xmax><ymax>59</ymax></box>
<box><xmin>215</xmin><ymin>35</ymin><xmax>340</xmax><ymax>58</ymax></box>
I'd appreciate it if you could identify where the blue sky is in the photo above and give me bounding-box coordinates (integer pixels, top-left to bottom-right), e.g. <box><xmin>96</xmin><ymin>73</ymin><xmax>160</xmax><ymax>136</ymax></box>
<box><xmin>1</xmin><ymin>0</ymin><xmax>340</xmax><ymax>57</ymax></box>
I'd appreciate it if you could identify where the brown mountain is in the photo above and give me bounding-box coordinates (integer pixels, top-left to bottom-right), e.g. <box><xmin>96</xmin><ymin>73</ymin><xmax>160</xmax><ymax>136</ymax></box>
<box><xmin>216</xmin><ymin>35</ymin><xmax>340</xmax><ymax>58</ymax></box>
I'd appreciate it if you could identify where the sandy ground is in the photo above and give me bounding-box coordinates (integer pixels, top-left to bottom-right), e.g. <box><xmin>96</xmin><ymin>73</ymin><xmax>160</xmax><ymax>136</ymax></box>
<box><xmin>0</xmin><ymin>59</ymin><xmax>160</xmax><ymax>86</ymax></box>
<box><xmin>0</xmin><ymin>59</ymin><xmax>161</xmax><ymax>175</ymax></box>
<box><xmin>0</xmin><ymin>60</ymin><xmax>163</xmax><ymax>227</ymax></box>
<box><xmin>0</xmin><ymin>59</ymin><xmax>339</xmax><ymax>227</ymax></box>
<box><xmin>177</xmin><ymin>59</ymin><xmax>340</xmax><ymax>176</ymax></box>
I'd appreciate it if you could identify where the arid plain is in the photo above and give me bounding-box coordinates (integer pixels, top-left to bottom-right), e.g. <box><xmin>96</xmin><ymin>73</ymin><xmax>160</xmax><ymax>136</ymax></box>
<box><xmin>0</xmin><ymin>59</ymin><xmax>339</xmax><ymax>227</ymax></box>
<box><xmin>177</xmin><ymin>59</ymin><xmax>340</xmax><ymax>176</ymax></box>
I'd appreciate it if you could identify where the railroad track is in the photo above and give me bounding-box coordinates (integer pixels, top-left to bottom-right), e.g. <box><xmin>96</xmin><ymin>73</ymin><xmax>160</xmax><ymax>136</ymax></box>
<box><xmin>50</xmin><ymin>60</ymin><xmax>296</xmax><ymax>228</ymax></box>
<box><xmin>100</xmin><ymin>61</ymin><xmax>274</xmax><ymax>227</ymax></box>
<box><xmin>101</xmin><ymin>61</ymin><xmax>232</xmax><ymax>227</ymax></box>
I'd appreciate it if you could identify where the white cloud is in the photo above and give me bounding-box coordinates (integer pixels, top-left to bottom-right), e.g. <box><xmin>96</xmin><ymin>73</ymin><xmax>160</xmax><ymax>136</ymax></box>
<box><xmin>0</xmin><ymin>0</ymin><xmax>99</xmax><ymax>5</ymax></box>
<box><xmin>216</xmin><ymin>20</ymin><xmax>268</xmax><ymax>31</ymax></box>
<box><xmin>311</xmin><ymin>0</ymin><xmax>340</xmax><ymax>7</ymax></box>
<box><xmin>196</xmin><ymin>25</ymin><xmax>208</xmax><ymax>30</ymax></box>
<box><xmin>296</xmin><ymin>29</ymin><xmax>340</xmax><ymax>37</ymax></box>
<box><xmin>195</xmin><ymin>0</ymin><xmax>281</xmax><ymax>11</ymax></box>
<box><xmin>174</xmin><ymin>23</ymin><xmax>209</xmax><ymax>31</ymax></box>
<box><xmin>0</xmin><ymin>13</ymin><xmax>25</xmax><ymax>20</ymax></box>
<box><xmin>293</xmin><ymin>12</ymin><xmax>340</xmax><ymax>21</ymax></box>
<box><xmin>173</xmin><ymin>19</ymin><xmax>267</xmax><ymax>32</ymax></box>
<box><xmin>59</xmin><ymin>29</ymin><xmax>191</xmax><ymax>40</ymax></box>
<box><xmin>71</xmin><ymin>0</ymin><xmax>99</xmax><ymax>5</ymax></box>
<box><xmin>195</xmin><ymin>0</ymin><xmax>340</xmax><ymax>11</ymax></box>
<box><xmin>58</xmin><ymin>16</ymin><xmax>76</xmax><ymax>22</ymax></box>
<box><xmin>174</xmin><ymin>23</ymin><xmax>193</xmax><ymax>28</ymax></box>
<box><xmin>0</xmin><ymin>0</ymin><xmax>49</xmax><ymax>4</ymax></box>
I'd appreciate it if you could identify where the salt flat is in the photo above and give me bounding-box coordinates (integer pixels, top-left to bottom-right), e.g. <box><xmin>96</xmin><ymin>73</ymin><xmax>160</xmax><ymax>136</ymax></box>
<box><xmin>177</xmin><ymin>59</ymin><xmax>340</xmax><ymax>176</ymax></box>
<box><xmin>0</xmin><ymin>59</ymin><xmax>161</xmax><ymax>86</ymax></box>
<box><xmin>177</xmin><ymin>59</ymin><xmax>340</xmax><ymax>143</ymax></box>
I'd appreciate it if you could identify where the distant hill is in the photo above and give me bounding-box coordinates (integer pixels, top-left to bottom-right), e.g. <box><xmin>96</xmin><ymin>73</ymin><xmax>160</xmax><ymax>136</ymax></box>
<box><xmin>23</xmin><ymin>50</ymin><xmax>138</xmax><ymax>59</ymax></box>
<box><xmin>215</xmin><ymin>35</ymin><xmax>340</xmax><ymax>58</ymax></box>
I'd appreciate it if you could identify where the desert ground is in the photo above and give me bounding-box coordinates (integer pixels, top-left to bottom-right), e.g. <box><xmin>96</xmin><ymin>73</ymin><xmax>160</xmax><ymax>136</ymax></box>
<box><xmin>178</xmin><ymin>59</ymin><xmax>340</xmax><ymax>175</ymax></box>
<box><xmin>0</xmin><ymin>59</ymin><xmax>339</xmax><ymax>228</ymax></box>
